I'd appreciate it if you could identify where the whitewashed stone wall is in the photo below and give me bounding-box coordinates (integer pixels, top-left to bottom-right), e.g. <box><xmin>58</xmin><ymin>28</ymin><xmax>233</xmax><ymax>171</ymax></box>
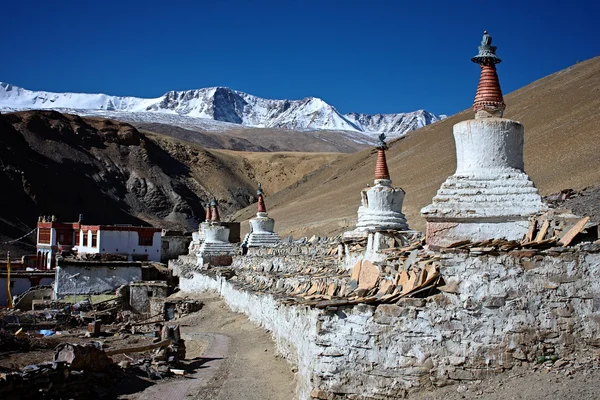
<box><xmin>55</xmin><ymin>263</ymin><xmax>142</xmax><ymax>297</ymax></box>
<box><xmin>180</xmin><ymin>246</ymin><xmax>600</xmax><ymax>399</ymax></box>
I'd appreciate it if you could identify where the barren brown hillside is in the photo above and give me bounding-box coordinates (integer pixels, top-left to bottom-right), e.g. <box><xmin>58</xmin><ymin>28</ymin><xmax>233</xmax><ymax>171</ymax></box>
<box><xmin>233</xmin><ymin>56</ymin><xmax>600</xmax><ymax>237</ymax></box>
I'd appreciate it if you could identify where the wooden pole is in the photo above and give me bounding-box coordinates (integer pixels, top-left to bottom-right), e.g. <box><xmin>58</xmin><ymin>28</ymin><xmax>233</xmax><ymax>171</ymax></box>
<box><xmin>6</xmin><ymin>251</ymin><xmax>13</xmax><ymax>308</ymax></box>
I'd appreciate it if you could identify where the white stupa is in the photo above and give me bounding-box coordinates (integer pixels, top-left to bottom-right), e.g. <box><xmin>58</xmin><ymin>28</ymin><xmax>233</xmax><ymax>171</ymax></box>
<box><xmin>244</xmin><ymin>184</ymin><xmax>280</xmax><ymax>248</ymax></box>
<box><xmin>188</xmin><ymin>202</ymin><xmax>212</xmax><ymax>254</ymax></box>
<box><xmin>197</xmin><ymin>199</ymin><xmax>234</xmax><ymax>265</ymax></box>
<box><xmin>421</xmin><ymin>31</ymin><xmax>546</xmax><ymax>247</ymax></box>
<box><xmin>344</xmin><ymin>133</ymin><xmax>409</xmax><ymax>239</ymax></box>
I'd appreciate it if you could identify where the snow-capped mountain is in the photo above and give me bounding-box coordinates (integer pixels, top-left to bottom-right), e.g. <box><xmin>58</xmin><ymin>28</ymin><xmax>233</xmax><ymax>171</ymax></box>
<box><xmin>0</xmin><ymin>82</ymin><xmax>444</xmax><ymax>137</ymax></box>
<box><xmin>344</xmin><ymin>110</ymin><xmax>443</xmax><ymax>135</ymax></box>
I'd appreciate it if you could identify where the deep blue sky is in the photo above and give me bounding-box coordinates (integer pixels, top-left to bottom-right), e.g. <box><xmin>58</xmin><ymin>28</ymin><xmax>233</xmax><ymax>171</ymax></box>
<box><xmin>1</xmin><ymin>0</ymin><xmax>598</xmax><ymax>116</ymax></box>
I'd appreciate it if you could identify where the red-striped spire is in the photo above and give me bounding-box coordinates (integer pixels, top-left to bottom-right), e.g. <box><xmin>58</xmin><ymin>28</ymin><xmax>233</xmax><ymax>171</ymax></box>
<box><xmin>471</xmin><ymin>31</ymin><xmax>505</xmax><ymax>117</ymax></box>
<box><xmin>256</xmin><ymin>183</ymin><xmax>267</xmax><ymax>213</ymax></box>
<box><xmin>257</xmin><ymin>194</ymin><xmax>267</xmax><ymax>213</ymax></box>
<box><xmin>374</xmin><ymin>133</ymin><xmax>391</xmax><ymax>181</ymax></box>
<box><xmin>473</xmin><ymin>63</ymin><xmax>505</xmax><ymax>115</ymax></box>
<box><xmin>374</xmin><ymin>148</ymin><xmax>390</xmax><ymax>181</ymax></box>
<box><xmin>205</xmin><ymin>203</ymin><xmax>212</xmax><ymax>221</ymax></box>
<box><xmin>210</xmin><ymin>200</ymin><xmax>220</xmax><ymax>222</ymax></box>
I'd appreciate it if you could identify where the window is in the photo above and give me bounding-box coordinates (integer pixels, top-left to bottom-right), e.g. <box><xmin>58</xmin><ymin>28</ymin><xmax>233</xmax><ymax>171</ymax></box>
<box><xmin>138</xmin><ymin>233</ymin><xmax>154</xmax><ymax>246</ymax></box>
<box><xmin>81</xmin><ymin>232</ymin><xmax>88</xmax><ymax>246</ymax></box>
<box><xmin>91</xmin><ymin>233</ymin><xmax>98</xmax><ymax>248</ymax></box>
<box><xmin>57</xmin><ymin>230</ymin><xmax>73</xmax><ymax>245</ymax></box>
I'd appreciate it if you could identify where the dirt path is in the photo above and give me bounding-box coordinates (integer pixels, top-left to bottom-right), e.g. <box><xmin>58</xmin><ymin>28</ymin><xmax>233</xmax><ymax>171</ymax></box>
<box><xmin>128</xmin><ymin>292</ymin><xmax>296</xmax><ymax>400</ymax></box>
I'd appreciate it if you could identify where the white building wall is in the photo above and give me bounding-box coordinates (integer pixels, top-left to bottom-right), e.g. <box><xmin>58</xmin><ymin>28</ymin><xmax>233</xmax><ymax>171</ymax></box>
<box><xmin>98</xmin><ymin>231</ymin><xmax>162</xmax><ymax>261</ymax></box>
<box><xmin>75</xmin><ymin>229</ymin><xmax>161</xmax><ymax>261</ymax></box>
<box><xmin>50</xmin><ymin>228</ymin><xmax>57</xmax><ymax>246</ymax></box>
<box><xmin>76</xmin><ymin>229</ymin><xmax>100</xmax><ymax>254</ymax></box>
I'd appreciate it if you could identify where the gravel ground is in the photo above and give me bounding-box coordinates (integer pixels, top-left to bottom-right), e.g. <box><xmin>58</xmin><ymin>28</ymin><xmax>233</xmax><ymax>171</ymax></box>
<box><xmin>410</xmin><ymin>352</ymin><xmax>600</xmax><ymax>400</ymax></box>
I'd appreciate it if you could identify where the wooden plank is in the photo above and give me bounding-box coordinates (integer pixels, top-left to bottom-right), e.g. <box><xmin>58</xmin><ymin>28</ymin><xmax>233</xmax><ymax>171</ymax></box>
<box><xmin>559</xmin><ymin>216</ymin><xmax>591</xmax><ymax>246</ymax></box>
<box><xmin>105</xmin><ymin>339</ymin><xmax>171</xmax><ymax>356</ymax></box>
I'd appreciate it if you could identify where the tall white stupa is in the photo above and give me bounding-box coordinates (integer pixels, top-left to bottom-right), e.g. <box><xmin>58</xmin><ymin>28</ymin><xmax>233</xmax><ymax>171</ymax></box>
<box><xmin>421</xmin><ymin>31</ymin><xmax>547</xmax><ymax>247</ymax></box>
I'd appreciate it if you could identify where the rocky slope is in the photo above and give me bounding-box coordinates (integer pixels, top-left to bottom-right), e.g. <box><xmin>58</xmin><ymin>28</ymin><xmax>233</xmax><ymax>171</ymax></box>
<box><xmin>0</xmin><ymin>84</ymin><xmax>443</xmax><ymax>138</ymax></box>
<box><xmin>136</xmin><ymin>122</ymin><xmax>375</xmax><ymax>153</ymax></box>
<box><xmin>0</xmin><ymin>111</ymin><xmax>342</xmax><ymax>256</ymax></box>
<box><xmin>232</xmin><ymin>56</ymin><xmax>600</xmax><ymax>237</ymax></box>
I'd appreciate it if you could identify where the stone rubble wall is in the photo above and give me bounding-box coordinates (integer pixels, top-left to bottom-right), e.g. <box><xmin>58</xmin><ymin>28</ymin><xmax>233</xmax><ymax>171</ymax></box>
<box><xmin>180</xmin><ymin>245</ymin><xmax>600</xmax><ymax>400</ymax></box>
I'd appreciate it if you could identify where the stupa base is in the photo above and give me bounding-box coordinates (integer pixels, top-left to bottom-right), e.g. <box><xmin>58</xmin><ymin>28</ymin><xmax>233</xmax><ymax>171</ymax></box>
<box><xmin>247</xmin><ymin>232</ymin><xmax>280</xmax><ymax>247</ymax></box>
<box><xmin>196</xmin><ymin>241</ymin><xmax>235</xmax><ymax>266</ymax></box>
<box><xmin>424</xmin><ymin>219</ymin><xmax>530</xmax><ymax>248</ymax></box>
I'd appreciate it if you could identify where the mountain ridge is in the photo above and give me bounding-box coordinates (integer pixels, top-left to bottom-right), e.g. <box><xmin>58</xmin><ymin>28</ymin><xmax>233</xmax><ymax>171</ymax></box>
<box><xmin>0</xmin><ymin>82</ymin><xmax>443</xmax><ymax>137</ymax></box>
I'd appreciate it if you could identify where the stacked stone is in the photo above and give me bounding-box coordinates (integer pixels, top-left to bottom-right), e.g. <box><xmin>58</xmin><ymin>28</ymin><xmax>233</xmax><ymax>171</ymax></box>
<box><xmin>421</xmin><ymin>31</ymin><xmax>546</xmax><ymax>247</ymax></box>
<box><xmin>244</xmin><ymin>184</ymin><xmax>280</xmax><ymax>248</ymax></box>
<box><xmin>344</xmin><ymin>133</ymin><xmax>409</xmax><ymax>239</ymax></box>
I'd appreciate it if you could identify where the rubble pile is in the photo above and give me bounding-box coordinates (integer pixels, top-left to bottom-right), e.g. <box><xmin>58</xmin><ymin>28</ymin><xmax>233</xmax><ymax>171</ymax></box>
<box><xmin>0</xmin><ymin>360</ymin><xmax>123</xmax><ymax>399</ymax></box>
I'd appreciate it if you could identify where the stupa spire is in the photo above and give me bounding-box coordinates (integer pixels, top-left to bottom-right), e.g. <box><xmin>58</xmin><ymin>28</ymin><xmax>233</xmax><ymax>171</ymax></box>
<box><xmin>210</xmin><ymin>199</ymin><xmax>220</xmax><ymax>222</ymax></box>
<box><xmin>205</xmin><ymin>202</ymin><xmax>212</xmax><ymax>221</ymax></box>
<box><xmin>256</xmin><ymin>183</ymin><xmax>267</xmax><ymax>213</ymax></box>
<box><xmin>472</xmin><ymin>31</ymin><xmax>505</xmax><ymax>118</ymax></box>
<box><xmin>374</xmin><ymin>133</ymin><xmax>391</xmax><ymax>181</ymax></box>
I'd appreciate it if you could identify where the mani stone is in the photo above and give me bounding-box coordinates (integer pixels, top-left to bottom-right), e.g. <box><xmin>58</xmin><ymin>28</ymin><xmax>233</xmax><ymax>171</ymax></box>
<box><xmin>245</xmin><ymin>184</ymin><xmax>280</xmax><ymax>247</ymax></box>
<box><xmin>344</xmin><ymin>133</ymin><xmax>409</xmax><ymax>240</ymax></box>
<box><xmin>421</xmin><ymin>32</ymin><xmax>546</xmax><ymax>247</ymax></box>
<box><xmin>197</xmin><ymin>200</ymin><xmax>234</xmax><ymax>264</ymax></box>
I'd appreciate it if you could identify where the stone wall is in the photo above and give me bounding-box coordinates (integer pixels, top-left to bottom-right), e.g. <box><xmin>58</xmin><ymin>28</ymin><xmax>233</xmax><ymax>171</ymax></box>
<box><xmin>161</xmin><ymin>235</ymin><xmax>192</xmax><ymax>264</ymax></box>
<box><xmin>55</xmin><ymin>261</ymin><xmax>142</xmax><ymax>297</ymax></box>
<box><xmin>180</xmin><ymin>245</ymin><xmax>600</xmax><ymax>399</ymax></box>
<box><xmin>130</xmin><ymin>281</ymin><xmax>168</xmax><ymax>314</ymax></box>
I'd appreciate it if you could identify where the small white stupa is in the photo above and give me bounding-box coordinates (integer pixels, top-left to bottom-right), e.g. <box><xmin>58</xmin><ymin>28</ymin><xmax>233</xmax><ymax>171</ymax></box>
<box><xmin>344</xmin><ymin>133</ymin><xmax>409</xmax><ymax>239</ymax></box>
<box><xmin>188</xmin><ymin>202</ymin><xmax>212</xmax><ymax>254</ymax></box>
<box><xmin>197</xmin><ymin>199</ymin><xmax>234</xmax><ymax>265</ymax></box>
<box><xmin>421</xmin><ymin>31</ymin><xmax>546</xmax><ymax>247</ymax></box>
<box><xmin>244</xmin><ymin>184</ymin><xmax>280</xmax><ymax>248</ymax></box>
